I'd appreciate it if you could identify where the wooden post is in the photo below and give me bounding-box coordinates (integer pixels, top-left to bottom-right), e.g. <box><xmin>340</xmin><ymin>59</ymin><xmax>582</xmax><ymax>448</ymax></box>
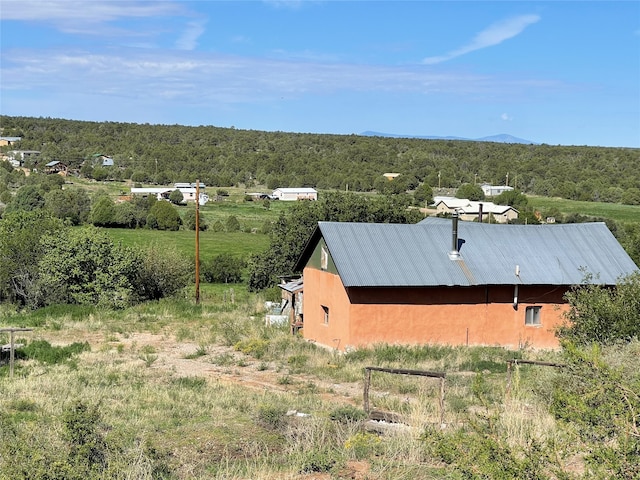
<box><xmin>363</xmin><ymin>368</ymin><xmax>372</xmax><ymax>413</ymax></box>
<box><xmin>439</xmin><ymin>377</ymin><xmax>445</xmax><ymax>425</ymax></box>
<box><xmin>1</xmin><ymin>327</ymin><xmax>34</xmax><ymax>378</ymax></box>
<box><xmin>9</xmin><ymin>329</ymin><xmax>15</xmax><ymax>378</ymax></box>
<box><xmin>195</xmin><ymin>179</ymin><xmax>200</xmax><ymax>305</ymax></box>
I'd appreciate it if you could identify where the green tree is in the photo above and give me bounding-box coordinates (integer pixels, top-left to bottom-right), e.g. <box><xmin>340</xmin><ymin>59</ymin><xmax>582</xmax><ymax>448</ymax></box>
<box><xmin>131</xmin><ymin>244</ymin><xmax>192</xmax><ymax>301</ymax></box>
<box><xmin>455</xmin><ymin>183</ymin><xmax>485</xmax><ymax>201</ymax></box>
<box><xmin>45</xmin><ymin>187</ymin><xmax>91</xmax><ymax>225</ymax></box>
<box><xmin>225</xmin><ymin>215</ymin><xmax>241</xmax><ymax>232</ymax></box>
<box><xmin>494</xmin><ymin>189</ymin><xmax>529</xmax><ymax>209</ymax></box>
<box><xmin>413</xmin><ymin>183</ymin><xmax>433</xmax><ymax>206</ymax></box>
<box><xmin>4</xmin><ymin>184</ymin><xmax>45</xmax><ymax>213</ymax></box>
<box><xmin>169</xmin><ymin>189</ymin><xmax>184</xmax><ymax>205</ymax></box>
<box><xmin>183</xmin><ymin>209</ymin><xmax>208</xmax><ymax>231</ymax></box>
<box><xmin>202</xmin><ymin>253</ymin><xmax>246</xmax><ymax>283</ymax></box>
<box><xmin>147</xmin><ymin>200</ymin><xmax>181</xmax><ymax>231</ymax></box>
<box><xmin>0</xmin><ymin>210</ymin><xmax>63</xmax><ymax>305</ymax></box>
<box><xmin>113</xmin><ymin>201</ymin><xmax>138</xmax><ymax>228</ymax></box>
<box><xmin>89</xmin><ymin>195</ymin><xmax>116</xmax><ymax>227</ymax></box>
<box><xmin>247</xmin><ymin>192</ymin><xmax>420</xmax><ymax>291</ymax></box>
<box><xmin>36</xmin><ymin>226</ymin><xmax>139</xmax><ymax>309</ymax></box>
<box><xmin>557</xmin><ymin>272</ymin><xmax>640</xmax><ymax>345</ymax></box>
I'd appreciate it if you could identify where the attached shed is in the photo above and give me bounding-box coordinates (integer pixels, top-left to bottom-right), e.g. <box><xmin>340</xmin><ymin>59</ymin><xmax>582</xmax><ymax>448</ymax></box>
<box><xmin>294</xmin><ymin>217</ymin><xmax>638</xmax><ymax>351</ymax></box>
<box><xmin>272</xmin><ymin>188</ymin><xmax>318</xmax><ymax>201</ymax></box>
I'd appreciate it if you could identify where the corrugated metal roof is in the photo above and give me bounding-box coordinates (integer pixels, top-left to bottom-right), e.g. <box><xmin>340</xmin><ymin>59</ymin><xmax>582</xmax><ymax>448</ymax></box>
<box><xmin>313</xmin><ymin>218</ymin><xmax>638</xmax><ymax>288</ymax></box>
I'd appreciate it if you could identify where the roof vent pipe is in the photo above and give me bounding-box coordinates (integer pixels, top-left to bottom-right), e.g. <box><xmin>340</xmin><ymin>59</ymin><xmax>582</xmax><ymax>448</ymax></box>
<box><xmin>450</xmin><ymin>212</ymin><xmax>460</xmax><ymax>259</ymax></box>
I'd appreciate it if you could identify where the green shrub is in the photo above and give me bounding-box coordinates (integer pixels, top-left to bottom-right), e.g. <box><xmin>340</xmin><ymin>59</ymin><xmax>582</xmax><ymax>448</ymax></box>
<box><xmin>255</xmin><ymin>402</ymin><xmax>288</xmax><ymax>430</ymax></box>
<box><xmin>299</xmin><ymin>448</ymin><xmax>338</xmax><ymax>474</ymax></box>
<box><xmin>329</xmin><ymin>405</ymin><xmax>367</xmax><ymax>424</ymax></box>
<box><xmin>20</xmin><ymin>340</ymin><xmax>90</xmax><ymax>365</ymax></box>
<box><xmin>234</xmin><ymin>338</ymin><xmax>269</xmax><ymax>358</ymax></box>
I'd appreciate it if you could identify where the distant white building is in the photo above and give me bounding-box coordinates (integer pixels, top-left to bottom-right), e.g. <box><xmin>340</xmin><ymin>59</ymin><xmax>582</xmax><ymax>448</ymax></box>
<box><xmin>272</xmin><ymin>187</ymin><xmax>318</xmax><ymax>201</ymax></box>
<box><xmin>481</xmin><ymin>184</ymin><xmax>514</xmax><ymax>197</ymax></box>
<box><xmin>131</xmin><ymin>186</ymin><xmax>209</xmax><ymax>205</ymax></box>
<box><xmin>433</xmin><ymin>197</ymin><xmax>518</xmax><ymax>223</ymax></box>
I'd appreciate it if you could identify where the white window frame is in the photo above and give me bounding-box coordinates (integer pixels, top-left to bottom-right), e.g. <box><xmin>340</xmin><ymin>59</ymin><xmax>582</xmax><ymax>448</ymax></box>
<box><xmin>322</xmin><ymin>305</ymin><xmax>329</xmax><ymax>325</ymax></box>
<box><xmin>525</xmin><ymin>306</ymin><xmax>542</xmax><ymax>326</ymax></box>
<box><xmin>321</xmin><ymin>246</ymin><xmax>328</xmax><ymax>270</ymax></box>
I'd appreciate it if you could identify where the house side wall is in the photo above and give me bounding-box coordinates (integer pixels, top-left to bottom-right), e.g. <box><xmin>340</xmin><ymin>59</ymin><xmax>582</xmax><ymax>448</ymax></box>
<box><xmin>301</xmin><ymin>268</ymin><xmax>353</xmax><ymax>350</ymax></box>
<box><xmin>302</xmin><ymin>275</ymin><xmax>567</xmax><ymax>350</ymax></box>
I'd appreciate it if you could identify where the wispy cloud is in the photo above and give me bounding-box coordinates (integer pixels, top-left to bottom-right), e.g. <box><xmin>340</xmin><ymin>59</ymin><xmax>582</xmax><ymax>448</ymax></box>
<box><xmin>0</xmin><ymin>0</ymin><xmax>185</xmax><ymax>23</ymax></box>
<box><xmin>501</xmin><ymin>113</ymin><xmax>513</xmax><ymax>121</ymax></box>
<box><xmin>175</xmin><ymin>20</ymin><xmax>207</xmax><ymax>50</ymax></box>
<box><xmin>423</xmin><ymin>14</ymin><xmax>541</xmax><ymax>65</ymax></box>
<box><xmin>1</xmin><ymin>47</ymin><xmax>564</xmax><ymax>105</ymax></box>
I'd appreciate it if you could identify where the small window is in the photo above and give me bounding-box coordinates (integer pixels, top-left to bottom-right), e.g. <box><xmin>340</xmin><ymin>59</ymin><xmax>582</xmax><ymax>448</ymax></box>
<box><xmin>322</xmin><ymin>305</ymin><xmax>329</xmax><ymax>325</ymax></box>
<box><xmin>525</xmin><ymin>306</ymin><xmax>542</xmax><ymax>326</ymax></box>
<box><xmin>321</xmin><ymin>246</ymin><xmax>328</xmax><ymax>270</ymax></box>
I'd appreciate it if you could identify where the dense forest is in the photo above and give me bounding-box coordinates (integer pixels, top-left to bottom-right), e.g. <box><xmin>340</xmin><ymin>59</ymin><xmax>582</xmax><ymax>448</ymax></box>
<box><xmin>1</xmin><ymin>116</ymin><xmax>639</xmax><ymax>204</ymax></box>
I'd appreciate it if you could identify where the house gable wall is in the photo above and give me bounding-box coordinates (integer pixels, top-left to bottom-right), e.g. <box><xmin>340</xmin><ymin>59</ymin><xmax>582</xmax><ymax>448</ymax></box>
<box><xmin>302</xmin><ymin>267</ymin><xmax>353</xmax><ymax>350</ymax></box>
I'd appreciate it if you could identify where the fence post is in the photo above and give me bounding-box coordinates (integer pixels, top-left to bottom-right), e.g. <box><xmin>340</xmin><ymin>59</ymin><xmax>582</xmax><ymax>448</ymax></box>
<box><xmin>363</xmin><ymin>368</ymin><xmax>371</xmax><ymax>413</ymax></box>
<box><xmin>439</xmin><ymin>377</ymin><xmax>445</xmax><ymax>425</ymax></box>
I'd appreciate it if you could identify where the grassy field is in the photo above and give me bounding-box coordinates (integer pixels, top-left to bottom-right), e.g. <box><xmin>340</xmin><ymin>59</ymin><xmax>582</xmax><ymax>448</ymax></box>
<box><xmin>528</xmin><ymin>195</ymin><xmax>640</xmax><ymax>223</ymax></box>
<box><xmin>0</xmin><ymin>295</ymin><xmax>583</xmax><ymax>479</ymax></box>
<box><xmin>106</xmin><ymin>228</ymin><xmax>270</xmax><ymax>262</ymax></box>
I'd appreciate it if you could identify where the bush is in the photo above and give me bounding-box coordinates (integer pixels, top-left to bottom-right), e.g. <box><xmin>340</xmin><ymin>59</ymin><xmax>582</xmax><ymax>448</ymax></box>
<box><xmin>255</xmin><ymin>403</ymin><xmax>288</xmax><ymax>430</ymax></box>
<box><xmin>329</xmin><ymin>405</ymin><xmax>367</xmax><ymax>424</ymax></box>
<box><xmin>558</xmin><ymin>272</ymin><xmax>640</xmax><ymax>345</ymax></box>
<box><xmin>89</xmin><ymin>195</ymin><xmax>116</xmax><ymax>226</ymax></box>
<box><xmin>201</xmin><ymin>253</ymin><xmax>246</xmax><ymax>283</ymax></box>
<box><xmin>132</xmin><ymin>244</ymin><xmax>192</xmax><ymax>301</ymax></box>
<box><xmin>225</xmin><ymin>215</ymin><xmax>240</xmax><ymax>232</ymax></box>
<box><xmin>169</xmin><ymin>189</ymin><xmax>183</xmax><ymax>204</ymax></box>
<box><xmin>147</xmin><ymin>201</ymin><xmax>181</xmax><ymax>231</ymax></box>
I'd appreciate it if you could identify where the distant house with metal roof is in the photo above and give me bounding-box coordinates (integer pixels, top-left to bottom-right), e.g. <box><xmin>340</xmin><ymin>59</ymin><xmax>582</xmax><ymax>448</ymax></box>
<box><xmin>293</xmin><ymin>216</ymin><xmax>638</xmax><ymax>351</ymax></box>
<box><xmin>434</xmin><ymin>197</ymin><xmax>518</xmax><ymax>223</ymax></box>
<box><xmin>0</xmin><ymin>137</ymin><xmax>21</xmax><ymax>147</ymax></box>
<box><xmin>44</xmin><ymin>160</ymin><xmax>68</xmax><ymax>175</ymax></box>
<box><xmin>272</xmin><ymin>187</ymin><xmax>318</xmax><ymax>201</ymax></box>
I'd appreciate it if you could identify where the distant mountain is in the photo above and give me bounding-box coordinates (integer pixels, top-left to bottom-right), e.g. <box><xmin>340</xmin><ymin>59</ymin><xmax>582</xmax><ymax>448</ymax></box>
<box><xmin>360</xmin><ymin>131</ymin><xmax>538</xmax><ymax>145</ymax></box>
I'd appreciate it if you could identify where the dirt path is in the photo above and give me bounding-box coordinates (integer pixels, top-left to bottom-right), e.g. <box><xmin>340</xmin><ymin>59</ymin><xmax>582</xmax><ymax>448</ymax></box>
<box><xmin>101</xmin><ymin>332</ymin><xmax>363</xmax><ymax>407</ymax></box>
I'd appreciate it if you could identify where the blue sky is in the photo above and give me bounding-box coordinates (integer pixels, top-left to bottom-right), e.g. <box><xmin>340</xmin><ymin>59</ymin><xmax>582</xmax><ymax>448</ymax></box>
<box><xmin>1</xmin><ymin>1</ymin><xmax>639</xmax><ymax>147</ymax></box>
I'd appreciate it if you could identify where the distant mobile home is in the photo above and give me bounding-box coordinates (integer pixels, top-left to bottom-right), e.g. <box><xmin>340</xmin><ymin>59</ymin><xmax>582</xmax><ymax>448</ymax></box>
<box><xmin>481</xmin><ymin>184</ymin><xmax>514</xmax><ymax>197</ymax></box>
<box><xmin>272</xmin><ymin>188</ymin><xmax>318</xmax><ymax>201</ymax></box>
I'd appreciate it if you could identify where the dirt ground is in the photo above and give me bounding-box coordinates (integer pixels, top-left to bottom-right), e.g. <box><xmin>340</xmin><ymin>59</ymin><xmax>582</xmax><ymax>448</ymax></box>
<box><xmin>108</xmin><ymin>332</ymin><xmax>363</xmax><ymax>406</ymax></box>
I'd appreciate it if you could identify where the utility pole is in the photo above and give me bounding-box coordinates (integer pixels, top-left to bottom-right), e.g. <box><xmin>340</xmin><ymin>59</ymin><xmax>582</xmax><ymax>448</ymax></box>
<box><xmin>195</xmin><ymin>180</ymin><xmax>200</xmax><ymax>305</ymax></box>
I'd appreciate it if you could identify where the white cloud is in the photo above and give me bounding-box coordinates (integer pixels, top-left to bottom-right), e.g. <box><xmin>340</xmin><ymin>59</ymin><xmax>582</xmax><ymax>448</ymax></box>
<box><xmin>0</xmin><ymin>0</ymin><xmax>185</xmax><ymax>23</ymax></box>
<box><xmin>175</xmin><ymin>20</ymin><xmax>208</xmax><ymax>51</ymax></box>
<box><xmin>501</xmin><ymin>113</ymin><xmax>513</xmax><ymax>121</ymax></box>
<box><xmin>423</xmin><ymin>14</ymin><xmax>541</xmax><ymax>65</ymax></box>
<box><xmin>1</xmin><ymin>47</ymin><xmax>565</xmax><ymax>105</ymax></box>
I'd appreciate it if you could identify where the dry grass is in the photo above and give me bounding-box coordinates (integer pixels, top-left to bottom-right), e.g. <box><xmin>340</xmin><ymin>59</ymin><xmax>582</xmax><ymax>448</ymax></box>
<box><xmin>0</xmin><ymin>295</ymin><xmax>580</xmax><ymax>478</ymax></box>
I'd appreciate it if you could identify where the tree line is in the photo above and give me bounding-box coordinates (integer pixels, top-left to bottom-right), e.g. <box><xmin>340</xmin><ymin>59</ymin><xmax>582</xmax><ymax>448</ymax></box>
<box><xmin>1</xmin><ymin>115</ymin><xmax>639</xmax><ymax>204</ymax></box>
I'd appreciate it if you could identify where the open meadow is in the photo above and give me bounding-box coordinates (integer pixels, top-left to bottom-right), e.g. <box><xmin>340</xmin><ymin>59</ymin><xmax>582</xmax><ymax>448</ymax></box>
<box><xmin>2</xmin><ymin>288</ymin><xmax>595</xmax><ymax>479</ymax></box>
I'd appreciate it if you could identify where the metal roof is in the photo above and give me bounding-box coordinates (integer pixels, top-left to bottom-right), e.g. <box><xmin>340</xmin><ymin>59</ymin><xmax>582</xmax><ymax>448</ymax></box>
<box><xmin>301</xmin><ymin>218</ymin><xmax>638</xmax><ymax>288</ymax></box>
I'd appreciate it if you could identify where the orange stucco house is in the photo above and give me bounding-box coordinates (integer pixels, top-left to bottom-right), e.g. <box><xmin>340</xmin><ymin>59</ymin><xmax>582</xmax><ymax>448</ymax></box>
<box><xmin>294</xmin><ymin>216</ymin><xmax>638</xmax><ymax>351</ymax></box>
